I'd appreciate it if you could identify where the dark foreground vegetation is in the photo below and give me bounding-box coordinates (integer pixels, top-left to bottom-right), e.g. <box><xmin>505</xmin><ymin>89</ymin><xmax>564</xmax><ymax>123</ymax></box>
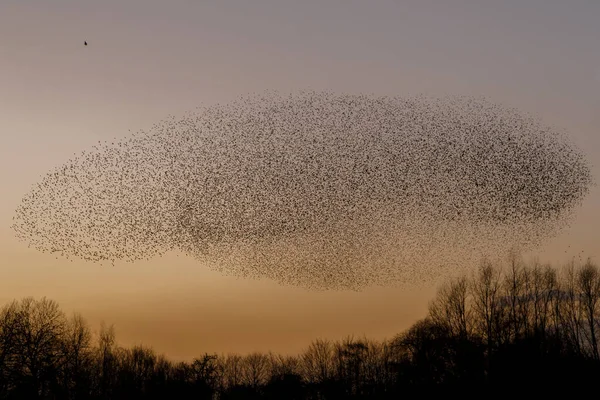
<box><xmin>2</xmin><ymin>257</ymin><xmax>600</xmax><ymax>399</ymax></box>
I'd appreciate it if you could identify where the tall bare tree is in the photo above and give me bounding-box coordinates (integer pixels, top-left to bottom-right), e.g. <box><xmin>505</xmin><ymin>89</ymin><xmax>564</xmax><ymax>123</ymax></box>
<box><xmin>241</xmin><ymin>352</ymin><xmax>270</xmax><ymax>390</ymax></box>
<box><xmin>429</xmin><ymin>276</ymin><xmax>472</xmax><ymax>339</ymax></box>
<box><xmin>577</xmin><ymin>260</ymin><xmax>600</xmax><ymax>360</ymax></box>
<box><xmin>300</xmin><ymin>338</ymin><xmax>334</xmax><ymax>384</ymax></box>
<box><xmin>471</xmin><ymin>261</ymin><xmax>502</xmax><ymax>353</ymax></box>
<box><xmin>560</xmin><ymin>262</ymin><xmax>585</xmax><ymax>356</ymax></box>
<box><xmin>95</xmin><ymin>322</ymin><xmax>118</xmax><ymax>399</ymax></box>
<box><xmin>61</xmin><ymin>313</ymin><xmax>93</xmax><ymax>399</ymax></box>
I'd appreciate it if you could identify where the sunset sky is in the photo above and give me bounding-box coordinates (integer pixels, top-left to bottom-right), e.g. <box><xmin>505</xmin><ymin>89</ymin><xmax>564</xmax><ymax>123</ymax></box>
<box><xmin>0</xmin><ymin>0</ymin><xmax>598</xmax><ymax>361</ymax></box>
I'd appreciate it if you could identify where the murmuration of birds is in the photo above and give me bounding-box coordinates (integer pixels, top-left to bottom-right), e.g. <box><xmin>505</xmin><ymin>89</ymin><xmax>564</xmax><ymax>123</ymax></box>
<box><xmin>11</xmin><ymin>91</ymin><xmax>594</xmax><ymax>290</ymax></box>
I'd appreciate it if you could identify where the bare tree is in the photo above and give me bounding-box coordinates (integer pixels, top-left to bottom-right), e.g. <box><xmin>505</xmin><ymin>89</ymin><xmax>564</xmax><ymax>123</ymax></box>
<box><xmin>577</xmin><ymin>260</ymin><xmax>600</xmax><ymax>360</ymax></box>
<box><xmin>8</xmin><ymin>297</ymin><xmax>67</xmax><ymax>398</ymax></box>
<box><xmin>95</xmin><ymin>322</ymin><xmax>118</xmax><ymax>398</ymax></box>
<box><xmin>560</xmin><ymin>262</ymin><xmax>585</xmax><ymax>356</ymax></box>
<box><xmin>392</xmin><ymin>317</ymin><xmax>454</xmax><ymax>385</ymax></box>
<box><xmin>61</xmin><ymin>313</ymin><xmax>93</xmax><ymax>399</ymax></box>
<box><xmin>189</xmin><ymin>352</ymin><xmax>220</xmax><ymax>397</ymax></box>
<box><xmin>241</xmin><ymin>352</ymin><xmax>270</xmax><ymax>389</ymax></box>
<box><xmin>119</xmin><ymin>345</ymin><xmax>157</xmax><ymax>394</ymax></box>
<box><xmin>268</xmin><ymin>352</ymin><xmax>300</xmax><ymax>378</ymax></box>
<box><xmin>151</xmin><ymin>354</ymin><xmax>173</xmax><ymax>393</ymax></box>
<box><xmin>300</xmin><ymin>338</ymin><xmax>334</xmax><ymax>384</ymax></box>
<box><xmin>502</xmin><ymin>254</ymin><xmax>527</xmax><ymax>342</ymax></box>
<box><xmin>333</xmin><ymin>336</ymin><xmax>369</xmax><ymax>395</ymax></box>
<box><xmin>221</xmin><ymin>353</ymin><xmax>243</xmax><ymax>389</ymax></box>
<box><xmin>0</xmin><ymin>301</ymin><xmax>22</xmax><ymax>395</ymax></box>
<box><xmin>471</xmin><ymin>261</ymin><xmax>502</xmax><ymax>353</ymax></box>
<box><xmin>429</xmin><ymin>276</ymin><xmax>472</xmax><ymax>339</ymax></box>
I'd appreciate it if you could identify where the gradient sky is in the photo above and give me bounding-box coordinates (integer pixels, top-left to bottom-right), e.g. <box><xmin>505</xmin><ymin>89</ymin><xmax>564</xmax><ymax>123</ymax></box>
<box><xmin>1</xmin><ymin>0</ymin><xmax>598</xmax><ymax>361</ymax></box>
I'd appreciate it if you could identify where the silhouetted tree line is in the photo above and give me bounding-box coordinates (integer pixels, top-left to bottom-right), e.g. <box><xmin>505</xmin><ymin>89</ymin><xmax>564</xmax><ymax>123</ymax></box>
<box><xmin>2</xmin><ymin>257</ymin><xmax>600</xmax><ymax>399</ymax></box>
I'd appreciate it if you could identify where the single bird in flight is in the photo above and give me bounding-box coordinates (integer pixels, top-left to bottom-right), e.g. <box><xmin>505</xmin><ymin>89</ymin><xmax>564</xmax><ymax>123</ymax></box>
<box><xmin>84</xmin><ymin>41</ymin><xmax>88</xmax><ymax>46</ymax></box>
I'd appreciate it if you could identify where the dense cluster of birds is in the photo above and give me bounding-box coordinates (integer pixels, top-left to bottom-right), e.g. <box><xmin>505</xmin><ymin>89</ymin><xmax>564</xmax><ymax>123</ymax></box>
<box><xmin>11</xmin><ymin>91</ymin><xmax>593</xmax><ymax>290</ymax></box>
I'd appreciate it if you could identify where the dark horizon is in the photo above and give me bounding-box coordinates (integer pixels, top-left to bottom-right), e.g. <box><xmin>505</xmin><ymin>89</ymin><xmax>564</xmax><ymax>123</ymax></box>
<box><xmin>2</xmin><ymin>256</ymin><xmax>600</xmax><ymax>398</ymax></box>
